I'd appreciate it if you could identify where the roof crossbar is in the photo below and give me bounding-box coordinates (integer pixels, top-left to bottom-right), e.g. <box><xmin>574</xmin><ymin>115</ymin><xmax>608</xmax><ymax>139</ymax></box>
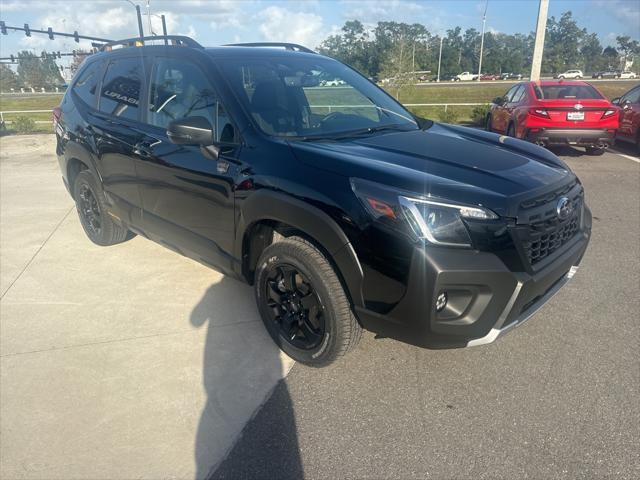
<box><xmin>223</xmin><ymin>42</ymin><xmax>316</xmax><ymax>54</ymax></box>
<box><xmin>99</xmin><ymin>35</ymin><xmax>203</xmax><ymax>52</ymax></box>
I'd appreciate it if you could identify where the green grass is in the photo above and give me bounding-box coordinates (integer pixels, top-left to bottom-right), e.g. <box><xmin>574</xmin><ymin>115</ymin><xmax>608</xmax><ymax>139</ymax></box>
<box><xmin>0</xmin><ymin>94</ymin><xmax>62</xmax><ymax>111</ymax></box>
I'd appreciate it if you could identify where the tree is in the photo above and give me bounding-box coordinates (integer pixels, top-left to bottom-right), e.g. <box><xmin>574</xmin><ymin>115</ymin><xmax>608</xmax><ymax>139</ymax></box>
<box><xmin>16</xmin><ymin>50</ymin><xmax>64</xmax><ymax>89</ymax></box>
<box><xmin>0</xmin><ymin>64</ymin><xmax>18</xmax><ymax>92</ymax></box>
<box><xmin>616</xmin><ymin>35</ymin><xmax>640</xmax><ymax>70</ymax></box>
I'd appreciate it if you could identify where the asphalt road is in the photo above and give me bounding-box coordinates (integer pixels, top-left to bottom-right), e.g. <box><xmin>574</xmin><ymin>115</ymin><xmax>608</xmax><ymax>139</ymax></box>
<box><xmin>212</xmin><ymin>145</ymin><xmax>640</xmax><ymax>480</ymax></box>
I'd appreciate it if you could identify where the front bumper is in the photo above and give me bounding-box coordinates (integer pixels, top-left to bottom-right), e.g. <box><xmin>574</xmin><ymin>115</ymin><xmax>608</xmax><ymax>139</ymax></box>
<box><xmin>355</xmin><ymin>208</ymin><xmax>592</xmax><ymax>349</ymax></box>
<box><xmin>526</xmin><ymin>128</ymin><xmax>614</xmax><ymax>147</ymax></box>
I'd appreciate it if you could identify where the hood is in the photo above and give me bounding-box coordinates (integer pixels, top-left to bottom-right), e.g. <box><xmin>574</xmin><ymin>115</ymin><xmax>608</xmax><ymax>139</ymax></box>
<box><xmin>289</xmin><ymin>123</ymin><xmax>573</xmax><ymax>218</ymax></box>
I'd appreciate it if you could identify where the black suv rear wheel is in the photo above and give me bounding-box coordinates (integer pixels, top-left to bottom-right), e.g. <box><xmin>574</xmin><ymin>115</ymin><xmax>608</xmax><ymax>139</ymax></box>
<box><xmin>73</xmin><ymin>170</ymin><xmax>131</xmax><ymax>246</ymax></box>
<box><xmin>255</xmin><ymin>236</ymin><xmax>361</xmax><ymax>367</ymax></box>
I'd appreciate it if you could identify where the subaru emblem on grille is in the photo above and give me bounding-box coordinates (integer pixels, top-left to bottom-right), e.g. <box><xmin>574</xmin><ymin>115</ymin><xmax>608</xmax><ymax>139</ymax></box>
<box><xmin>556</xmin><ymin>196</ymin><xmax>573</xmax><ymax>220</ymax></box>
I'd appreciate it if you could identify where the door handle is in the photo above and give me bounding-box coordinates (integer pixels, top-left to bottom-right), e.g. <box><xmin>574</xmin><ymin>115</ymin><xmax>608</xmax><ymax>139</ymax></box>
<box><xmin>133</xmin><ymin>141</ymin><xmax>154</xmax><ymax>158</ymax></box>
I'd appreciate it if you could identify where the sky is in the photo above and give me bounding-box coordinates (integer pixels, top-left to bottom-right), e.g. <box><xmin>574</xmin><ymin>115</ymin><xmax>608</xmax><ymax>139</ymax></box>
<box><xmin>1</xmin><ymin>0</ymin><xmax>639</xmax><ymax>68</ymax></box>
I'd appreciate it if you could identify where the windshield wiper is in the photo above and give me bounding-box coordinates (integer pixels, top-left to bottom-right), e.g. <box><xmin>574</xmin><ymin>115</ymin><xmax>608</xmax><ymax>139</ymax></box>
<box><xmin>298</xmin><ymin>124</ymin><xmax>415</xmax><ymax>142</ymax></box>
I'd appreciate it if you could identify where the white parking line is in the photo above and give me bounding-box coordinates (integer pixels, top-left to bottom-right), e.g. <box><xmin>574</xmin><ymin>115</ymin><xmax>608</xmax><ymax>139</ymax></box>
<box><xmin>615</xmin><ymin>152</ymin><xmax>640</xmax><ymax>164</ymax></box>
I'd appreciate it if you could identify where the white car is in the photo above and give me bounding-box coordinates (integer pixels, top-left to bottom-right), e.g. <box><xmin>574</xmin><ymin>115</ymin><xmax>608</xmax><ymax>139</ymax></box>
<box><xmin>454</xmin><ymin>71</ymin><xmax>478</xmax><ymax>81</ymax></box>
<box><xmin>556</xmin><ymin>69</ymin><xmax>583</xmax><ymax>79</ymax></box>
<box><xmin>619</xmin><ymin>71</ymin><xmax>638</xmax><ymax>79</ymax></box>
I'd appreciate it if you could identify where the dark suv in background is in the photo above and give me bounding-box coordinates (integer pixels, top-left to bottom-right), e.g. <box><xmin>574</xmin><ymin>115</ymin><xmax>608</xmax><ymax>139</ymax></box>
<box><xmin>54</xmin><ymin>36</ymin><xmax>591</xmax><ymax>366</ymax></box>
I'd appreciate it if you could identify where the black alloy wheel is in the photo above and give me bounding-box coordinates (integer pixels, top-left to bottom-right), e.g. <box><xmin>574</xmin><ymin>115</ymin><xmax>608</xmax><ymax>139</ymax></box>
<box><xmin>77</xmin><ymin>183</ymin><xmax>102</xmax><ymax>238</ymax></box>
<box><xmin>255</xmin><ymin>236</ymin><xmax>362</xmax><ymax>366</ymax></box>
<box><xmin>73</xmin><ymin>170</ymin><xmax>131</xmax><ymax>246</ymax></box>
<box><xmin>264</xmin><ymin>264</ymin><xmax>325</xmax><ymax>350</ymax></box>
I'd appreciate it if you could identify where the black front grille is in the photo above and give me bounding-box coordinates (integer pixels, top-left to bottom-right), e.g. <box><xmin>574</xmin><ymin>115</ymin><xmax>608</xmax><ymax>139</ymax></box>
<box><xmin>523</xmin><ymin>210</ymin><xmax>580</xmax><ymax>265</ymax></box>
<box><xmin>515</xmin><ymin>180</ymin><xmax>584</xmax><ymax>267</ymax></box>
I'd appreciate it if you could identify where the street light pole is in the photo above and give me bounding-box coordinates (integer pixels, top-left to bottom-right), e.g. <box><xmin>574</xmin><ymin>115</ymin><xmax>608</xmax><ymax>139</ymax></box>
<box><xmin>123</xmin><ymin>0</ymin><xmax>144</xmax><ymax>38</ymax></box>
<box><xmin>437</xmin><ymin>36</ymin><xmax>444</xmax><ymax>82</ymax></box>
<box><xmin>477</xmin><ymin>0</ymin><xmax>489</xmax><ymax>81</ymax></box>
<box><xmin>530</xmin><ymin>0</ymin><xmax>549</xmax><ymax>81</ymax></box>
<box><xmin>146</xmin><ymin>0</ymin><xmax>153</xmax><ymax>36</ymax></box>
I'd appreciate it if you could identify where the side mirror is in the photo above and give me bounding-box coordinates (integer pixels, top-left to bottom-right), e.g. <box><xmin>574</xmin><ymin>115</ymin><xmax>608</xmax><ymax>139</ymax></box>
<box><xmin>612</xmin><ymin>97</ymin><xmax>620</xmax><ymax>105</ymax></box>
<box><xmin>492</xmin><ymin>96</ymin><xmax>504</xmax><ymax>105</ymax></box>
<box><xmin>167</xmin><ymin>116</ymin><xmax>214</xmax><ymax>146</ymax></box>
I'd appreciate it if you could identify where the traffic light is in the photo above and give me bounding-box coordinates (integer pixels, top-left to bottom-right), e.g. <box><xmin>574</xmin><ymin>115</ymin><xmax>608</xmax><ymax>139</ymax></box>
<box><xmin>48</xmin><ymin>27</ymin><xmax>54</xmax><ymax>40</ymax></box>
<box><xmin>0</xmin><ymin>21</ymin><xmax>7</xmax><ymax>35</ymax></box>
<box><xmin>73</xmin><ymin>31</ymin><xmax>79</xmax><ymax>43</ymax></box>
<box><xmin>24</xmin><ymin>23</ymin><xmax>31</xmax><ymax>36</ymax></box>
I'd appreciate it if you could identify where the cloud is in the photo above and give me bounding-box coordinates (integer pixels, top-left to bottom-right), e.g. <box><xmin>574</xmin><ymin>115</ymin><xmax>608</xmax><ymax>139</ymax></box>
<box><xmin>257</xmin><ymin>6</ymin><xmax>325</xmax><ymax>48</ymax></box>
<box><xmin>593</xmin><ymin>0</ymin><xmax>640</xmax><ymax>35</ymax></box>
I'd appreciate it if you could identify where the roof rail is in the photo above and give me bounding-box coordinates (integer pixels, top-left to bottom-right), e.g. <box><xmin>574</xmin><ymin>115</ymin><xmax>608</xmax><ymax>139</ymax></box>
<box><xmin>223</xmin><ymin>42</ymin><xmax>316</xmax><ymax>54</ymax></box>
<box><xmin>99</xmin><ymin>35</ymin><xmax>203</xmax><ymax>52</ymax></box>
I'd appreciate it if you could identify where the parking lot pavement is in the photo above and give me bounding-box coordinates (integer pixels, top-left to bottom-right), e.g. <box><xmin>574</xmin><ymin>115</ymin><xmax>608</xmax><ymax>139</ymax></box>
<box><xmin>0</xmin><ymin>135</ymin><xmax>294</xmax><ymax>479</ymax></box>
<box><xmin>213</xmin><ymin>147</ymin><xmax>640</xmax><ymax>479</ymax></box>
<box><xmin>1</xmin><ymin>135</ymin><xmax>638</xmax><ymax>480</ymax></box>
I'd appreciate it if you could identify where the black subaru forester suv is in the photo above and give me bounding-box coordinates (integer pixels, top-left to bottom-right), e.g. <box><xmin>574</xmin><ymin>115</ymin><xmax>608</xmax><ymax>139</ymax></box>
<box><xmin>55</xmin><ymin>36</ymin><xmax>591</xmax><ymax>366</ymax></box>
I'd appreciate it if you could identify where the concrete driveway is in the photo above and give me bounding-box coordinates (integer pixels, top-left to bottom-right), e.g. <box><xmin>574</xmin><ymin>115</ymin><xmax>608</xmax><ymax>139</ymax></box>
<box><xmin>0</xmin><ymin>135</ymin><xmax>294</xmax><ymax>479</ymax></box>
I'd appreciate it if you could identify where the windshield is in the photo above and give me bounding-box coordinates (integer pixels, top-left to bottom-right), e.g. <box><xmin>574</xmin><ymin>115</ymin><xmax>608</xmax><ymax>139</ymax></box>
<box><xmin>219</xmin><ymin>55</ymin><xmax>417</xmax><ymax>138</ymax></box>
<box><xmin>535</xmin><ymin>85</ymin><xmax>603</xmax><ymax>100</ymax></box>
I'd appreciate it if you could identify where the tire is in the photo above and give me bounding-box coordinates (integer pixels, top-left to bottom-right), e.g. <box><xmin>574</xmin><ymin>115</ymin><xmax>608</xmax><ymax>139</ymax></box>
<box><xmin>254</xmin><ymin>236</ymin><xmax>362</xmax><ymax>367</ymax></box>
<box><xmin>576</xmin><ymin>75</ymin><xmax>582</xmax><ymax>79</ymax></box>
<box><xmin>585</xmin><ymin>146</ymin><xmax>605</xmax><ymax>156</ymax></box>
<box><xmin>485</xmin><ymin>114</ymin><xmax>492</xmax><ymax>132</ymax></box>
<box><xmin>73</xmin><ymin>170</ymin><xmax>131</xmax><ymax>246</ymax></box>
<box><xmin>558</xmin><ymin>75</ymin><xmax>565</xmax><ymax>79</ymax></box>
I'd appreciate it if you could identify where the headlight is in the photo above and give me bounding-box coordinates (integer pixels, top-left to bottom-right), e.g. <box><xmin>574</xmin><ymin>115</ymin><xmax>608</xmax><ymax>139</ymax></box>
<box><xmin>350</xmin><ymin>178</ymin><xmax>498</xmax><ymax>248</ymax></box>
<box><xmin>399</xmin><ymin>196</ymin><xmax>497</xmax><ymax>247</ymax></box>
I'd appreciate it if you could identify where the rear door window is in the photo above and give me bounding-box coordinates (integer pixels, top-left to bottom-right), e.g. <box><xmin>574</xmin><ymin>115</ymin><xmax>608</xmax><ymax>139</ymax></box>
<box><xmin>503</xmin><ymin>85</ymin><xmax>519</xmax><ymax>102</ymax></box>
<box><xmin>510</xmin><ymin>85</ymin><xmax>526</xmax><ymax>103</ymax></box>
<box><xmin>72</xmin><ymin>61</ymin><xmax>101</xmax><ymax>108</ymax></box>
<box><xmin>99</xmin><ymin>57</ymin><xmax>144</xmax><ymax>121</ymax></box>
<box><xmin>622</xmin><ymin>87</ymin><xmax>640</xmax><ymax>104</ymax></box>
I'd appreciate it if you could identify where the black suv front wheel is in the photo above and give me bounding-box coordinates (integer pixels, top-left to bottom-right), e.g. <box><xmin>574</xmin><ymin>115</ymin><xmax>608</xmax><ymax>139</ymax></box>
<box><xmin>255</xmin><ymin>236</ymin><xmax>362</xmax><ymax>367</ymax></box>
<box><xmin>73</xmin><ymin>170</ymin><xmax>131</xmax><ymax>246</ymax></box>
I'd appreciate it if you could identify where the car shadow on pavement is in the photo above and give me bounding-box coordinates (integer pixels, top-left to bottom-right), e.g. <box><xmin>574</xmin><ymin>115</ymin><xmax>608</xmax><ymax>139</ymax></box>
<box><xmin>189</xmin><ymin>277</ymin><xmax>303</xmax><ymax>480</ymax></box>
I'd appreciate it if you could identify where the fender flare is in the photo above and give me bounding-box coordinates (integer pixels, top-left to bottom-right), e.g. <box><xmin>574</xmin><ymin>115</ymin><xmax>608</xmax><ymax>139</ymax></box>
<box><xmin>64</xmin><ymin>140</ymin><xmax>102</xmax><ymax>184</ymax></box>
<box><xmin>236</xmin><ymin>189</ymin><xmax>364</xmax><ymax>308</ymax></box>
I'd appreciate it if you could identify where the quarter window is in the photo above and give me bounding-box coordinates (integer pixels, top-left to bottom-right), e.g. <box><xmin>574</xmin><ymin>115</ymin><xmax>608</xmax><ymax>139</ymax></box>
<box><xmin>99</xmin><ymin>57</ymin><xmax>144</xmax><ymax>121</ymax></box>
<box><xmin>148</xmin><ymin>58</ymin><xmax>235</xmax><ymax>142</ymax></box>
<box><xmin>72</xmin><ymin>61</ymin><xmax>100</xmax><ymax>108</ymax></box>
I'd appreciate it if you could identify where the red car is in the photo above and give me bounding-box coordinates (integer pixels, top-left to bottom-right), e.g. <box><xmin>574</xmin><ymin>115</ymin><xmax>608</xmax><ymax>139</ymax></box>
<box><xmin>479</xmin><ymin>73</ymin><xmax>499</xmax><ymax>81</ymax></box>
<box><xmin>486</xmin><ymin>80</ymin><xmax>619</xmax><ymax>155</ymax></box>
<box><xmin>613</xmin><ymin>84</ymin><xmax>640</xmax><ymax>152</ymax></box>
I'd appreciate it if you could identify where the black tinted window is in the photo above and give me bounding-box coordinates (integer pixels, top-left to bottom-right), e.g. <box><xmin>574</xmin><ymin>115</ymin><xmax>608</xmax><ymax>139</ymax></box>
<box><xmin>99</xmin><ymin>57</ymin><xmax>144</xmax><ymax>121</ymax></box>
<box><xmin>536</xmin><ymin>85</ymin><xmax>603</xmax><ymax>100</ymax></box>
<box><xmin>148</xmin><ymin>58</ymin><xmax>236</xmax><ymax>142</ymax></box>
<box><xmin>72</xmin><ymin>61</ymin><xmax>100</xmax><ymax>107</ymax></box>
